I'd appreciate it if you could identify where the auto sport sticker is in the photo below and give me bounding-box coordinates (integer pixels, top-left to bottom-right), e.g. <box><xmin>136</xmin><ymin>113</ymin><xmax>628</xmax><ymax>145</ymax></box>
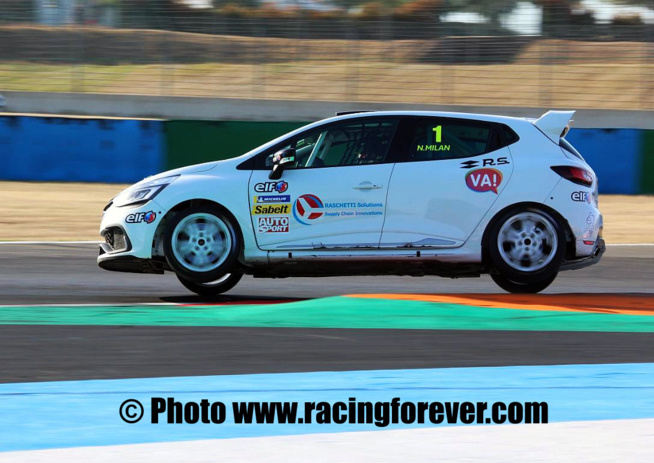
<box><xmin>293</xmin><ymin>194</ymin><xmax>324</xmax><ymax>225</ymax></box>
<box><xmin>465</xmin><ymin>168</ymin><xmax>503</xmax><ymax>194</ymax></box>
<box><xmin>254</xmin><ymin>195</ymin><xmax>291</xmax><ymax>204</ymax></box>
<box><xmin>258</xmin><ymin>216</ymin><xmax>290</xmax><ymax>233</ymax></box>
<box><xmin>125</xmin><ymin>211</ymin><xmax>156</xmax><ymax>224</ymax></box>
<box><xmin>254</xmin><ymin>181</ymin><xmax>288</xmax><ymax>193</ymax></box>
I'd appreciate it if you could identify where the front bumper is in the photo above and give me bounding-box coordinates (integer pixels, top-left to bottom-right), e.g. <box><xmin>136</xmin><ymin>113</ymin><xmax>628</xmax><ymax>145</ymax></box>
<box><xmin>560</xmin><ymin>238</ymin><xmax>606</xmax><ymax>271</ymax></box>
<box><xmin>98</xmin><ymin>200</ymin><xmax>164</xmax><ymax>261</ymax></box>
<box><xmin>98</xmin><ymin>244</ymin><xmax>165</xmax><ymax>274</ymax></box>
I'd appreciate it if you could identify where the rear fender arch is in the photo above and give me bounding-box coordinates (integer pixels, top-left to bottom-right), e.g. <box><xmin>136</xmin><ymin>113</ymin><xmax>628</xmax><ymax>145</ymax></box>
<box><xmin>481</xmin><ymin>201</ymin><xmax>575</xmax><ymax>269</ymax></box>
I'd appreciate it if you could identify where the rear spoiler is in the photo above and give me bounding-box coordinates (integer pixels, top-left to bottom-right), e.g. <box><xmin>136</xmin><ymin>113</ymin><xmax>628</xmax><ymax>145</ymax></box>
<box><xmin>534</xmin><ymin>110</ymin><xmax>575</xmax><ymax>142</ymax></box>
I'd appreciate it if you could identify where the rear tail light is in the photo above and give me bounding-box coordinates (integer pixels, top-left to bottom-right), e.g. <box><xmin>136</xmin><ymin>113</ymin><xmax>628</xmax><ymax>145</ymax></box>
<box><xmin>551</xmin><ymin>166</ymin><xmax>593</xmax><ymax>187</ymax></box>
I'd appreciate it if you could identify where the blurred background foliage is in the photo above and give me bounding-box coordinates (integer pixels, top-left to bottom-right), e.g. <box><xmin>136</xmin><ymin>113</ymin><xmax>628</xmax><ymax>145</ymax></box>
<box><xmin>1</xmin><ymin>1</ymin><xmax>652</xmax><ymax>38</ymax></box>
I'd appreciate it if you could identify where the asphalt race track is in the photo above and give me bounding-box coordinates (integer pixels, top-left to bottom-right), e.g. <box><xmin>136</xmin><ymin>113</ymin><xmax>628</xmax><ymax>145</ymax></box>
<box><xmin>1</xmin><ymin>243</ymin><xmax>653</xmax><ymax>384</ymax></box>
<box><xmin>1</xmin><ymin>243</ymin><xmax>653</xmax><ymax>304</ymax></box>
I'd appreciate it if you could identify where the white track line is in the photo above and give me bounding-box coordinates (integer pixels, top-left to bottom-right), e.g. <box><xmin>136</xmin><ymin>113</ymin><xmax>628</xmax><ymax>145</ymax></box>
<box><xmin>2</xmin><ymin>419</ymin><xmax>652</xmax><ymax>463</ymax></box>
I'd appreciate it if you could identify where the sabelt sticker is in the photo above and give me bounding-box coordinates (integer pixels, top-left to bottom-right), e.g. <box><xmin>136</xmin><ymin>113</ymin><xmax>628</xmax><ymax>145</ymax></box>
<box><xmin>258</xmin><ymin>216</ymin><xmax>289</xmax><ymax>233</ymax></box>
<box><xmin>465</xmin><ymin>168</ymin><xmax>503</xmax><ymax>194</ymax></box>
<box><xmin>252</xmin><ymin>204</ymin><xmax>291</xmax><ymax>215</ymax></box>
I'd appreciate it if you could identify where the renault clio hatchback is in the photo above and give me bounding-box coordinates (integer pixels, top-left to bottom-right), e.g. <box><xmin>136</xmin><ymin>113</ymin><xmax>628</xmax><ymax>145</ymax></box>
<box><xmin>98</xmin><ymin>110</ymin><xmax>604</xmax><ymax>294</ymax></box>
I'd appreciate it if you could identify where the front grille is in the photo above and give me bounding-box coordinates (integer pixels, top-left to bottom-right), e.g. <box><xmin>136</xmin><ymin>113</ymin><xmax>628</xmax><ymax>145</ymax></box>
<box><xmin>105</xmin><ymin>231</ymin><xmax>114</xmax><ymax>249</ymax></box>
<box><xmin>113</xmin><ymin>229</ymin><xmax>127</xmax><ymax>252</ymax></box>
<box><xmin>103</xmin><ymin>227</ymin><xmax>129</xmax><ymax>253</ymax></box>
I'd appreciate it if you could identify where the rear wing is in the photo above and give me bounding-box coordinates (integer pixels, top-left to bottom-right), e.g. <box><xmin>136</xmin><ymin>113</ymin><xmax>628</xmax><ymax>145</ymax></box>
<box><xmin>533</xmin><ymin>110</ymin><xmax>575</xmax><ymax>142</ymax></box>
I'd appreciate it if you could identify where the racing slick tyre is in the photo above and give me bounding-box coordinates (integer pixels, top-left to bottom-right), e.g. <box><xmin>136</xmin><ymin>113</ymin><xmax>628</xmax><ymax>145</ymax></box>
<box><xmin>488</xmin><ymin>207</ymin><xmax>566</xmax><ymax>294</ymax></box>
<box><xmin>163</xmin><ymin>205</ymin><xmax>241</xmax><ymax>283</ymax></box>
<box><xmin>176</xmin><ymin>272</ymin><xmax>243</xmax><ymax>296</ymax></box>
<box><xmin>490</xmin><ymin>272</ymin><xmax>558</xmax><ymax>294</ymax></box>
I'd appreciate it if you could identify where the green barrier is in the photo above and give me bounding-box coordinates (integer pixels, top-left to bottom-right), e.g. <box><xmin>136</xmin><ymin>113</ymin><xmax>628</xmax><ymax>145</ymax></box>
<box><xmin>641</xmin><ymin>130</ymin><xmax>654</xmax><ymax>194</ymax></box>
<box><xmin>164</xmin><ymin>120</ymin><xmax>307</xmax><ymax>170</ymax></box>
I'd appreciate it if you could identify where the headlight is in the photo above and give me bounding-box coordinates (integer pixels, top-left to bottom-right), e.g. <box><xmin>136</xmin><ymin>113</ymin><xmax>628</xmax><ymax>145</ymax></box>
<box><xmin>113</xmin><ymin>175</ymin><xmax>179</xmax><ymax>207</ymax></box>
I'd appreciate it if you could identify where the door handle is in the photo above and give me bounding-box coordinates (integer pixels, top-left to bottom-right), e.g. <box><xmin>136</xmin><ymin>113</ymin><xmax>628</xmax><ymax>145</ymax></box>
<box><xmin>353</xmin><ymin>182</ymin><xmax>383</xmax><ymax>190</ymax></box>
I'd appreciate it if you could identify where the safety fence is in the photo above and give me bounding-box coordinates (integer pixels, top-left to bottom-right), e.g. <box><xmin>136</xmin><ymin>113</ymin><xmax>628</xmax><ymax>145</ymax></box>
<box><xmin>0</xmin><ymin>1</ymin><xmax>653</xmax><ymax>110</ymax></box>
<box><xmin>0</xmin><ymin>114</ymin><xmax>652</xmax><ymax>194</ymax></box>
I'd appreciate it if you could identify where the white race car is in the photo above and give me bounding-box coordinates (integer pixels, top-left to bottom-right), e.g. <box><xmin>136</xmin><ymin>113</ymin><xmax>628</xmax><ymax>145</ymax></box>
<box><xmin>98</xmin><ymin>110</ymin><xmax>604</xmax><ymax>294</ymax></box>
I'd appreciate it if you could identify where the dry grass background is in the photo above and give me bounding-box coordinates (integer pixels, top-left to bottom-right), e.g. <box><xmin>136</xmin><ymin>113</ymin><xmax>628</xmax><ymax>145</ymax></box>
<box><xmin>1</xmin><ymin>61</ymin><xmax>650</xmax><ymax>110</ymax></box>
<box><xmin>0</xmin><ymin>30</ymin><xmax>651</xmax><ymax>109</ymax></box>
<box><xmin>0</xmin><ymin>182</ymin><xmax>650</xmax><ymax>243</ymax></box>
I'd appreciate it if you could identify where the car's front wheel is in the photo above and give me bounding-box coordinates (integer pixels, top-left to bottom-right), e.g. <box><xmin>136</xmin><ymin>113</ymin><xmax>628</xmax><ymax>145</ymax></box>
<box><xmin>177</xmin><ymin>272</ymin><xmax>243</xmax><ymax>296</ymax></box>
<box><xmin>163</xmin><ymin>205</ymin><xmax>241</xmax><ymax>283</ymax></box>
<box><xmin>490</xmin><ymin>272</ymin><xmax>557</xmax><ymax>294</ymax></box>
<box><xmin>488</xmin><ymin>207</ymin><xmax>565</xmax><ymax>293</ymax></box>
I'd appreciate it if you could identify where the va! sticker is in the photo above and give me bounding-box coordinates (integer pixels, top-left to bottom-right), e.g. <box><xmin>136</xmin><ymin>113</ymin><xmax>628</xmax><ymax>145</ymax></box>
<box><xmin>465</xmin><ymin>168</ymin><xmax>503</xmax><ymax>194</ymax></box>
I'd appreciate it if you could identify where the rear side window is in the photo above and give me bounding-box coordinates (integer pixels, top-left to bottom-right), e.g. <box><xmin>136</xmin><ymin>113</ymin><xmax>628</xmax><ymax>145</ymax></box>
<box><xmin>392</xmin><ymin>117</ymin><xmax>517</xmax><ymax>162</ymax></box>
<box><xmin>559</xmin><ymin>137</ymin><xmax>585</xmax><ymax>161</ymax></box>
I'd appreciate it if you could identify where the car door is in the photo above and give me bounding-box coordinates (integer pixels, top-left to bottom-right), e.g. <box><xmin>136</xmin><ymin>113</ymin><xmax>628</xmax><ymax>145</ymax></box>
<box><xmin>248</xmin><ymin>117</ymin><xmax>399</xmax><ymax>250</ymax></box>
<box><xmin>380</xmin><ymin>116</ymin><xmax>515</xmax><ymax>248</ymax></box>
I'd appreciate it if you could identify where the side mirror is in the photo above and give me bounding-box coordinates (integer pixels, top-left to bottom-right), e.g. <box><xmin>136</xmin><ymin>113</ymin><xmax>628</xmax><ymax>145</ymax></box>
<box><xmin>269</xmin><ymin>148</ymin><xmax>296</xmax><ymax>180</ymax></box>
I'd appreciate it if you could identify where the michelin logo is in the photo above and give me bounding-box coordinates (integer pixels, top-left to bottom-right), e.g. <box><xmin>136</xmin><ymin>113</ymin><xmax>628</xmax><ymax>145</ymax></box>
<box><xmin>254</xmin><ymin>195</ymin><xmax>291</xmax><ymax>204</ymax></box>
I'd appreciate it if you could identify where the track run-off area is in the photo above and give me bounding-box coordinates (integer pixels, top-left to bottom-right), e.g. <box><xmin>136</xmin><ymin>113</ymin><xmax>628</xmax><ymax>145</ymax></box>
<box><xmin>0</xmin><ymin>242</ymin><xmax>653</xmax><ymax>461</ymax></box>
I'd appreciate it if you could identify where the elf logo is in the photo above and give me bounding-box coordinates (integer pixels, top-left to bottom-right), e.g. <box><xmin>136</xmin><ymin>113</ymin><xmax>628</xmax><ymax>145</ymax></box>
<box><xmin>254</xmin><ymin>181</ymin><xmax>288</xmax><ymax>193</ymax></box>
<box><xmin>125</xmin><ymin>211</ymin><xmax>157</xmax><ymax>224</ymax></box>
<box><xmin>571</xmin><ymin>191</ymin><xmax>591</xmax><ymax>203</ymax></box>
<box><xmin>465</xmin><ymin>168</ymin><xmax>503</xmax><ymax>194</ymax></box>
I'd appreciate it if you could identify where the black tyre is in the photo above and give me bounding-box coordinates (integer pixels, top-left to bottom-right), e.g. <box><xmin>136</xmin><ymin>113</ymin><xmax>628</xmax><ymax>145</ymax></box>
<box><xmin>490</xmin><ymin>272</ymin><xmax>557</xmax><ymax>294</ymax></box>
<box><xmin>163</xmin><ymin>205</ymin><xmax>241</xmax><ymax>283</ymax></box>
<box><xmin>487</xmin><ymin>207</ymin><xmax>565</xmax><ymax>293</ymax></box>
<box><xmin>177</xmin><ymin>272</ymin><xmax>243</xmax><ymax>296</ymax></box>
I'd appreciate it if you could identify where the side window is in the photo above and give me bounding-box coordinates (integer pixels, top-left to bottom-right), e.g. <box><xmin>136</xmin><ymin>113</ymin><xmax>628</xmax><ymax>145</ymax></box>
<box><xmin>253</xmin><ymin>118</ymin><xmax>398</xmax><ymax>170</ymax></box>
<box><xmin>396</xmin><ymin>118</ymin><xmax>503</xmax><ymax>162</ymax></box>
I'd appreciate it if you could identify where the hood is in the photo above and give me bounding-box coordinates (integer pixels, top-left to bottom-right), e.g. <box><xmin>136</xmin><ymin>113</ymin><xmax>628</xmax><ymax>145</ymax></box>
<box><xmin>142</xmin><ymin>161</ymin><xmax>220</xmax><ymax>183</ymax></box>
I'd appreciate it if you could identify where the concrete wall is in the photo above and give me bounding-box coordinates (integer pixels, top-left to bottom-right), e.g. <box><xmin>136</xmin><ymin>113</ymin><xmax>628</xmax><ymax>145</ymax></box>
<box><xmin>1</xmin><ymin>91</ymin><xmax>653</xmax><ymax>129</ymax></box>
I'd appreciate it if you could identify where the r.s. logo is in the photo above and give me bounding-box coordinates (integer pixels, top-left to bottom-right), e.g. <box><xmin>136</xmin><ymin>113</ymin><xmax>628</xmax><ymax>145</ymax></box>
<box><xmin>465</xmin><ymin>168</ymin><xmax>503</xmax><ymax>194</ymax></box>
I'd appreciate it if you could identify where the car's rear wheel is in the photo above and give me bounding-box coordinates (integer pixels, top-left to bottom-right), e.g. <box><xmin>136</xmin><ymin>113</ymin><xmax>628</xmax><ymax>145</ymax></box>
<box><xmin>163</xmin><ymin>206</ymin><xmax>241</xmax><ymax>283</ymax></box>
<box><xmin>488</xmin><ymin>207</ymin><xmax>565</xmax><ymax>293</ymax></box>
<box><xmin>177</xmin><ymin>272</ymin><xmax>243</xmax><ymax>296</ymax></box>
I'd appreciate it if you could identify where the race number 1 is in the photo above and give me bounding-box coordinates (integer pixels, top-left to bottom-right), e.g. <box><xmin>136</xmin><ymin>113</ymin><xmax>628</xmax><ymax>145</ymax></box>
<box><xmin>433</xmin><ymin>126</ymin><xmax>442</xmax><ymax>143</ymax></box>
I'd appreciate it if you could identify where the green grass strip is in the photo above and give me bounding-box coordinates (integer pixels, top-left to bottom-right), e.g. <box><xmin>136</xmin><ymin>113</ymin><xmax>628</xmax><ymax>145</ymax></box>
<box><xmin>1</xmin><ymin>297</ymin><xmax>654</xmax><ymax>332</ymax></box>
